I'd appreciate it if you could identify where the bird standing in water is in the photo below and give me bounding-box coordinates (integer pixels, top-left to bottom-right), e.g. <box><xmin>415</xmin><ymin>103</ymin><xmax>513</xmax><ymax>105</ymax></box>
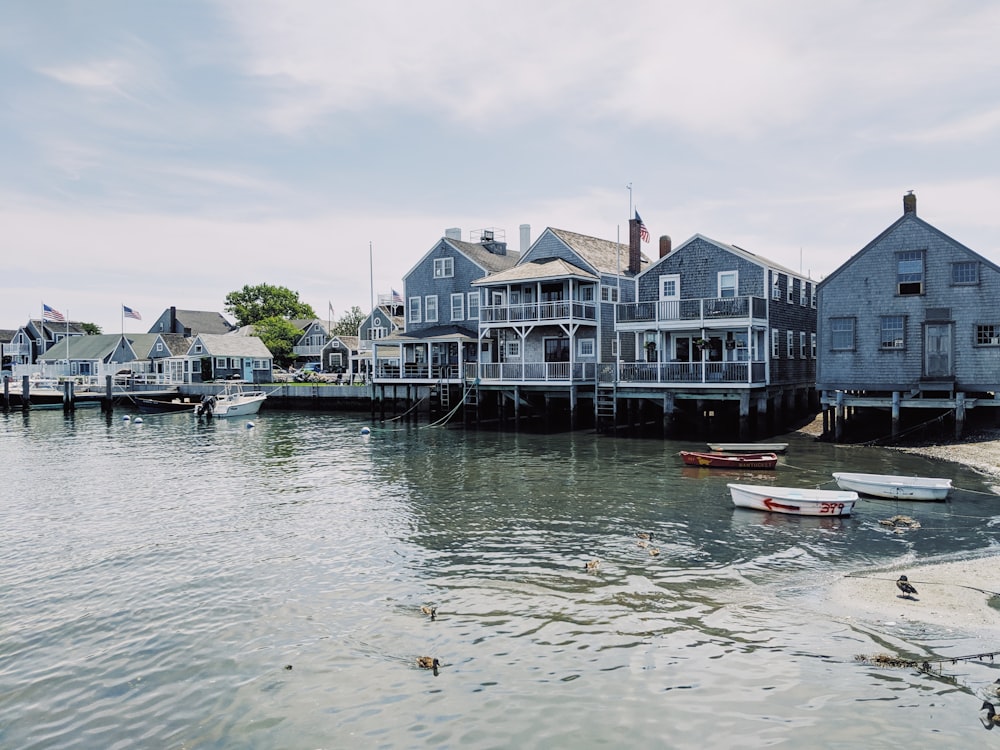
<box><xmin>980</xmin><ymin>701</ymin><xmax>999</xmax><ymax>730</ymax></box>
<box><xmin>896</xmin><ymin>575</ymin><xmax>918</xmax><ymax>599</ymax></box>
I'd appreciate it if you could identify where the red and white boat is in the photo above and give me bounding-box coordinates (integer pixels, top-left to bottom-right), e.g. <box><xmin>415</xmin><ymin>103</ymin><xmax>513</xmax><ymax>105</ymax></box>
<box><xmin>680</xmin><ymin>451</ymin><xmax>778</xmax><ymax>470</ymax></box>
<box><xmin>727</xmin><ymin>483</ymin><xmax>858</xmax><ymax>516</ymax></box>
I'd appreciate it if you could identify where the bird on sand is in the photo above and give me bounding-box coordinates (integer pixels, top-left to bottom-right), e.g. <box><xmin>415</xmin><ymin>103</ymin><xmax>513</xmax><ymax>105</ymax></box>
<box><xmin>896</xmin><ymin>575</ymin><xmax>918</xmax><ymax>598</ymax></box>
<box><xmin>585</xmin><ymin>559</ymin><xmax>601</xmax><ymax>572</ymax></box>
<box><xmin>980</xmin><ymin>701</ymin><xmax>999</xmax><ymax>730</ymax></box>
<box><xmin>420</xmin><ymin>605</ymin><xmax>437</xmax><ymax>620</ymax></box>
<box><xmin>417</xmin><ymin>656</ymin><xmax>440</xmax><ymax>671</ymax></box>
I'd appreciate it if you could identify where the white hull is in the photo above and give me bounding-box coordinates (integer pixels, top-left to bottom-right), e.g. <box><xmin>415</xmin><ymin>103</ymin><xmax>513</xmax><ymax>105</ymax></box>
<box><xmin>728</xmin><ymin>483</ymin><xmax>857</xmax><ymax>516</ymax></box>
<box><xmin>195</xmin><ymin>384</ymin><xmax>267</xmax><ymax>418</ymax></box>
<box><xmin>211</xmin><ymin>396</ymin><xmax>265</xmax><ymax>417</ymax></box>
<box><xmin>832</xmin><ymin>472</ymin><xmax>951</xmax><ymax>501</ymax></box>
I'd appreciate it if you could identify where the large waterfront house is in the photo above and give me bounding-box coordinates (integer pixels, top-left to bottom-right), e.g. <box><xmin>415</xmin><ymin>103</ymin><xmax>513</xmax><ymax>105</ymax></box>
<box><xmin>185</xmin><ymin>333</ymin><xmax>273</xmax><ymax>383</ymax></box>
<box><xmin>612</xmin><ymin>231</ymin><xmax>817</xmax><ymax>435</ymax></box>
<box><xmin>35</xmin><ymin>333</ymin><xmax>139</xmax><ymax>376</ymax></box>
<box><xmin>147</xmin><ymin>307</ymin><xmax>236</xmax><ymax>336</ymax></box>
<box><xmin>469</xmin><ymin>223</ymin><xmax>648</xmax><ymax>427</ymax></box>
<box><xmin>816</xmin><ymin>192</ymin><xmax>1000</xmax><ymax>439</ymax></box>
<box><xmin>3</xmin><ymin>319</ymin><xmax>88</xmax><ymax>368</ymax></box>
<box><xmin>373</xmin><ymin>228</ymin><xmax>521</xmax><ymax>391</ymax></box>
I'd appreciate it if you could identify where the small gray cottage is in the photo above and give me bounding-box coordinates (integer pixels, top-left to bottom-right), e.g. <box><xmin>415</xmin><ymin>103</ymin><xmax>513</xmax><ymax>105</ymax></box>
<box><xmin>816</xmin><ymin>192</ymin><xmax>1000</xmax><ymax>440</ymax></box>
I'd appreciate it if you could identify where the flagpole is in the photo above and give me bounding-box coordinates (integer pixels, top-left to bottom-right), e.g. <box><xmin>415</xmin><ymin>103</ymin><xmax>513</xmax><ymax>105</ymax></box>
<box><xmin>627</xmin><ymin>182</ymin><xmax>633</xmax><ymax>221</ymax></box>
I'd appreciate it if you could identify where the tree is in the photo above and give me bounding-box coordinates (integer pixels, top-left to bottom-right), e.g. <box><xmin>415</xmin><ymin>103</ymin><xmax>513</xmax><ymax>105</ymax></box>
<box><xmin>333</xmin><ymin>306</ymin><xmax>367</xmax><ymax>337</ymax></box>
<box><xmin>225</xmin><ymin>283</ymin><xmax>315</xmax><ymax>327</ymax></box>
<box><xmin>80</xmin><ymin>322</ymin><xmax>102</xmax><ymax>335</ymax></box>
<box><xmin>253</xmin><ymin>316</ymin><xmax>302</xmax><ymax>366</ymax></box>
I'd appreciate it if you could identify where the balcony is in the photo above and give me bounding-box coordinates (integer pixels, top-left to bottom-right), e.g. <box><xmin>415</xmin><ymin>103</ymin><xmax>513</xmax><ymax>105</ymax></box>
<box><xmin>2</xmin><ymin>344</ymin><xmax>31</xmax><ymax>357</ymax></box>
<box><xmin>465</xmin><ymin>361</ymin><xmax>596</xmax><ymax>384</ymax></box>
<box><xmin>292</xmin><ymin>344</ymin><xmax>326</xmax><ymax>357</ymax></box>
<box><xmin>616</xmin><ymin>296</ymin><xmax>767</xmax><ymax>328</ymax></box>
<box><xmin>479</xmin><ymin>300</ymin><xmax>597</xmax><ymax>325</ymax></box>
<box><xmin>374</xmin><ymin>363</ymin><xmax>463</xmax><ymax>381</ymax></box>
<box><xmin>601</xmin><ymin>360</ymin><xmax>767</xmax><ymax>387</ymax></box>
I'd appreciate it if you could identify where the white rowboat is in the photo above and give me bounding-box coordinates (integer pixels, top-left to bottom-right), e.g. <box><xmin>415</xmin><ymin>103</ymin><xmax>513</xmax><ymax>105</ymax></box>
<box><xmin>831</xmin><ymin>472</ymin><xmax>951</xmax><ymax>501</ymax></box>
<box><xmin>728</xmin><ymin>483</ymin><xmax>857</xmax><ymax>516</ymax></box>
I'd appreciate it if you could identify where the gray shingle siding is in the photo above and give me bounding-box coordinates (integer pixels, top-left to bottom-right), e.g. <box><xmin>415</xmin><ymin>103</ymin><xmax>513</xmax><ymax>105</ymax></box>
<box><xmin>404</xmin><ymin>239</ymin><xmax>499</xmax><ymax>335</ymax></box>
<box><xmin>817</xmin><ymin>212</ymin><xmax>1000</xmax><ymax>393</ymax></box>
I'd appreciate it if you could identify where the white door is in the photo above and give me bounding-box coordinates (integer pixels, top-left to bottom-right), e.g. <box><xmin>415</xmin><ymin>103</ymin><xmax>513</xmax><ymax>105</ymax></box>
<box><xmin>924</xmin><ymin>324</ymin><xmax>952</xmax><ymax>378</ymax></box>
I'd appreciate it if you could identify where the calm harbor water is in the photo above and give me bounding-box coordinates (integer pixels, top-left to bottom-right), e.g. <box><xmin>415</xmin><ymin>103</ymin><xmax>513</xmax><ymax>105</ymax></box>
<box><xmin>2</xmin><ymin>407</ymin><xmax>1000</xmax><ymax>748</ymax></box>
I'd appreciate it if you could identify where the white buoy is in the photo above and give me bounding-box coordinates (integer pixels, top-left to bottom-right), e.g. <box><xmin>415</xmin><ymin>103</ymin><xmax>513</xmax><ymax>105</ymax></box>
<box><xmin>122</xmin><ymin>415</ymin><xmax>131</xmax><ymax>421</ymax></box>
<box><xmin>245</xmin><ymin>421</ymin><xmax>255</xmax><ymax>429</ymax></box>
<box><xmin>360</xmin><ymin>426</ymin><xmax>371</xmax><ymax>435</ymax></box>
<box><xmin>134</xmin><ymin>417</ymin><xmax>143</xmax><ymax>424</ymax></box>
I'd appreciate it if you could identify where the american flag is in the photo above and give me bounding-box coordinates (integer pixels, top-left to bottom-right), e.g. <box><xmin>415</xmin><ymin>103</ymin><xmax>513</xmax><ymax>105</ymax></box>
<box><xmin>123</xmin><ymin>305</ymin><xmax>142</xmax><ymax>320</ymax></box>
<box><xmin>635</xmin><ymin>211</ymin><xmax>650</xmax><ymax>244</ymax></box>
<box><xmin>391</xmin><ymin>289</ymin><xmax>403</xmax><ymax>305</ymax></box>
<box><xmin>43</xmin><ymin>303</ymin><xmax>66</xmax><ymax>322</ymax></box>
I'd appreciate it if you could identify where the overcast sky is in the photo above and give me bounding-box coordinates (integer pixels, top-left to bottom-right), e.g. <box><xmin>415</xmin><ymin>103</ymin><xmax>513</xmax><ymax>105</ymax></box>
<box><xmin>3</xmin><ymin>1</ymin><xmax>1000</xmax><ymax>333</ymax></box>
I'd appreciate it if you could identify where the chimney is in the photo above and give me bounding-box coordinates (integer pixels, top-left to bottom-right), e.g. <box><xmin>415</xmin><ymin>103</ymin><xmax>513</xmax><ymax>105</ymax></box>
<box><xmin>628</xmin><ymin>218</ymin><xmax>641</xmax><ymax>274</ymax></box>
<box><xmin>170</xmin><ymin>306</ymin><xmax>177</xmax><ymax>333</ymax></box>
<box><xmin>519</xmin><ymin>224</ymin><xmax>531</xmax><ymax>253</ymax></box>
<box><xmin>903</xmin><ymin>191</ymin><xmax>916</xmax><ymax>215</ymax></box>
<box><xmin>445</xmin><ymin>227</ymin><xmax>461</xmax><ymax>240</ymax></box>
<box><xmin>659</xmin><ymin>235</ymin><xmax>672</xmax><ymax>258</ymax></box>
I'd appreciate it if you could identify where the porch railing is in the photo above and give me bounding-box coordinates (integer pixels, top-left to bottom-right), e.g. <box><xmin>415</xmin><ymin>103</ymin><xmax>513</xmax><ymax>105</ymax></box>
<box><xmin>464</xmin><ymin>361</ymin><xmax>596</xmax><ymax>383</ymax></box>
<box><xmin>615</xmin><ymin>296</ymin><xmax>767</xmax><ymax>325</ymax></box>
<box><xmin>600</xmin><ymin>360</ymin><xmax>767</xmax><ymax>385</ymax></box>
<box><xmin>479</xmin><ymin>300</ymin><xmax>597</xmax><ymax>324</ymax></box>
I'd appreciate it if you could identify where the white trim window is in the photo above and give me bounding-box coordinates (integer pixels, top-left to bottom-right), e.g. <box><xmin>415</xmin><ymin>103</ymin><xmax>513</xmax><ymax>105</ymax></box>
<box><xmin>786</xmin><ymin>330</ymin><xmax>794</xmax><ymax>357</ymax></box>
<box><xmin>771</xmin><ymin>329</ymin><xmax>780</xmax><ymax>358</ymax></box>
<box><xmin>799</xmin><ymin>331</ymin><xmax>807</xmax><ymax>358</ymax></box>
<box><xmin>601</xmin><ymin>286</ymin><xmax>619</xmax><ymax>302</ymax></box>
<box><xmin>433</xmin><ymin>257</ymin><xmax>454</xmax><ymax>278</ymax></box>
<box><xmin>425</xmin><ymin>295</ymin><xmax>438</xmax><ymax>323</ymax></box>
<box><xmin>771</xmin><ymin>273</ymin><xmax>782</xmax><ymax>301</ymax></box>
<box><xmin>787</xmin><ymin>279</ymin><xmax>795</xmax><ymax>304</ymax></box>
<box><xmin>505</xmin><ymin>340</ymin><xmax>520</xmax><ymax>358</ymax></box>
<box><xmin>880</xmin><ymin>315</ymin><xmax>905</xmax><ymax>349</ymax></box>
<box><xmin>810</xmin><ymin>332</ymin><xmax>817</xmax><ymax>358</ymax></box>
<box><xmin>660</xmin><ymin>274</ymin><xmax>680</xmax><ymax>301</ymax></box>
<box><xmin>578</xmin><ymin>338</ymin><xmax>595</xmax><ymax>357</ymax></box>
<box><xmin>408</xmin><ymin>296</ymin><xmax>422</xmax><ymax>324</ymax></box>
<box><xmin>450</xmin><ymin>293</ymin><xmax>465</xmax><ymax>321</ymax></box>
<box><xmin>467</xmin><ymin>291</ymin><xmax>479</xmax><ymax>319</ymax></box>
<box><xmin>800</xmin><ymin>283</ymin><xmax>808</xmax><ymax>306</ymax></box>
<box><xmin>718</xmin><ymin>270</ymin><xmax>737</xmax><ymax>299</ymax></box>
<box><xmin>831</xmin><ymin>317</ymin><xmax>855</xmax><ymax>350</ymax></box>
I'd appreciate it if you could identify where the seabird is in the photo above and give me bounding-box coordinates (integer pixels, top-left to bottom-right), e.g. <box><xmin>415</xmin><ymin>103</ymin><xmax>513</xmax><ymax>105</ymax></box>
<box><xmin>896</xmin><ymin>575</ymin><xmax>918</xmax><ymax>598</ymax></box>
<box><xmin>980</xmin><ymin>701</ymin><xmax>999</xmax><ymax>730</ymax></box>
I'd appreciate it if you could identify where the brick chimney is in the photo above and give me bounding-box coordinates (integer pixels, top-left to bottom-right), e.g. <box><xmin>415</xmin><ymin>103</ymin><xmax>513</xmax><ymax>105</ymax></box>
<box><xmin>903</xmin><ymin>191</ymin><xmax>916</xmax><ymax>215</ymax></box>
<box><xmin>659</xmin><ymin>235</ymin><xmax>672</xmax><ymax>258</ymax></box>
<box><xmin>629</xmin><ymin>218</ymin><xmax>641</xmax><ymax>274</ymax></box>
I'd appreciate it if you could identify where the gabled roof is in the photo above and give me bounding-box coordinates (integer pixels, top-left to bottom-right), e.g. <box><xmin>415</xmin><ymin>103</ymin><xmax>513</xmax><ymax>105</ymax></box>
<box><xmin>290</xmin><ymin>318</ymin><xmax>330</xmax><ymax>333</ymax></box>
<box><xmin>547</xmin><ymin>228</ymin><xmax>648</xmax><ymax>276</ymax></box>
<box><xmin>473</xmin><ymin>258</ymin><xmax>596</xmax><ymax>285</ymax></box>
<box><xmin>123</xmin><ymin>334</ymin><xmax>163</xmax><ymax>359</ymax></box>
<box><xmin>331</xmin><ymin>335</ymin><xmax>359</xmax><ymax>352</ymax></box>
<box><xmin>0</xmin><ymin>329</ymin><xmax>16</xmax><ymax>343</ymax></box>
<box><xmin>818</xmin><ymin>211</ymin><xmax>1000</xmax><ymax>288</ymax></box>
<box><xmin>157</xmin><ymin>334</ymin><xmax>192</xmax><ymax>356</ymax></box>
<box><xmin>403</xmin><ymin>236</ymin><xmax>521</xmax><ymax>280</ymax></box>
<box><xmin>188</xmin><ymin>333</ymin><xmax>272</xmax><ymax>358</ymax></box>
<box><xmin>37</xmin><ymin>334</ymin><xmax>126</xmax><ymax>361</ymax></box>
<box><xmin>651</xmin><ymin>233</ymin><xmax>805</xmax><ymax>279</ymax></box>
<box><xmin>28</xmin><ymin>319</ymin><xmax>88</xmax><ymax>337</ymax></box>
<box><xmin>379</xmin><ymin>324</ymin><xmax>476</xmax><ymax>342</ymax></box>
<box><xmin>160</xmin><ymin>309</ymin><xmax>235</xmax><ymax>335</ymax></box>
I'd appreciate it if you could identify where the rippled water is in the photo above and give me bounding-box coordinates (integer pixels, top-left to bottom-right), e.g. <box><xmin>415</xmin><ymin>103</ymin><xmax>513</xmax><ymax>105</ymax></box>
<box><xmin>2</xmin><ymin>408</ymin><xmax>1000</xmax><ymax>748</ymax></box>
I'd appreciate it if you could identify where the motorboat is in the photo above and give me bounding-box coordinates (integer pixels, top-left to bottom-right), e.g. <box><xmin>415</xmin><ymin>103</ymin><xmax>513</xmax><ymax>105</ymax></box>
<box><xmin>680</xmin><ymin>451</ymin><xmax>778</xmax><ymax>469</ymax></box>
<box><xmin>728</xmin><ymin>483</ymin><xmax>857</xmax><ymax>516</ymax></box>
<box><xmin>194</xmin><ymin>382</ymin><xmax>267</xmax><ymax>418</ymax></box>
<box><xmin>831</xmin><ymin>472</ymin><xmax>951</xmax><ymax>501</ymax></box>
<box><xmin>708</xmin><ymin>442</ymin><xmax>789</xmax><ymax>454</ymax></box>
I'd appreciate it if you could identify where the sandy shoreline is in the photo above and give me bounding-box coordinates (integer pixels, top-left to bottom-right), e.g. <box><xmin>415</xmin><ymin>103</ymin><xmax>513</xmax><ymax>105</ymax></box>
<box><xmin>827</xmin><ymin>554</ymin><xmax>1000</xmax><ymax>634</ymax></box>
<box><xmin>793</xmin><ymin>421</ymin><xmax>1000</xmax><ymax>632</ymax></box>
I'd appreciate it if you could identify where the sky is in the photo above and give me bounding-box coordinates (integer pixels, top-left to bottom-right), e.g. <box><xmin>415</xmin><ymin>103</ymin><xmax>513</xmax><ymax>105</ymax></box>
<box><xmin>3</xmin><ymin>1</ymin><xmax>1000</xmax><ymax>334</ymax></box>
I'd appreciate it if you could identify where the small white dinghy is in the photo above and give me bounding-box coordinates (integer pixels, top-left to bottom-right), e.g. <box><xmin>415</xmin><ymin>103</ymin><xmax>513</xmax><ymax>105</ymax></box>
<box><xmin>831</xmin><ymin>472</ymin><xmax>951</xmax><ymax>501</ymax></box>
<box><xmin>728</xmin><ymin>483</ymin><xmax>858</xmax><ymax>516</ymax></box>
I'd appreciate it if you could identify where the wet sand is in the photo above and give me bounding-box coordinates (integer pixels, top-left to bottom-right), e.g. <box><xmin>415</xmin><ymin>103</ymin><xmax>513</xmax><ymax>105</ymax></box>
<box><xmin>828</xmin><ymin>555</ymin><xmax>1000</xmax><ymax>633</ymax></box>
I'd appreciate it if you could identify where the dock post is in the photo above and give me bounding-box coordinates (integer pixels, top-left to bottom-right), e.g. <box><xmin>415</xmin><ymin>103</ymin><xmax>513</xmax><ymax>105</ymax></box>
<box><xmin>63</xmin><ymin>380</ymin><xmax>75</xmax><ymax>413</ymax></box>
<box><xmin>569</xmin><ymin>386</ymin><xmax>577</xmax><ymax>431</ymax></box>
<box><xmin>2</xmin><ymin>376</ymin><xmax>8</xmax><ymax>410</ymax></box>
<box><xmin>891</xmin><ymin>391</ymin><xmax>900</xmax><ymax>438</ymax></box>
<box><xmin>662</xmin><ymin>392</ymin><xmax>674</xmax><ymax>436</ymax></box>
<box><xmin>835</xmin><ymin>391</ymin><xmax>844</xmax><ymax>441</ymax></box>
<box><xmin>955</xmin><ymin>392</ymin><xmax>966</xmax><ymax>439</ymax></box>
<box><xmin>103</xmin><ymin>375</ymin><xmax>114</xmax><ymax>413</ymax></box>
<box><xmin>21</xmin><ymin>375</ymin><xmax>30</xmax><ymax>411</ymax></box>
<box><xmin>738</xmin><ymin>391</ymin><xmax>751</xmax><ymax>440</ymax></box>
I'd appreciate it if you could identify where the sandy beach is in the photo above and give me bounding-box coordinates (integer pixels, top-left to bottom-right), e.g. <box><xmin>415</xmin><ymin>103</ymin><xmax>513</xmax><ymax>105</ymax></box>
<box><xmin>827</xmin><ymin>555</ymin><xmax>1000</xmax><ymax>634</ymax></box>
<box><xmin>795</xmin><ymin>421</ymin><xmax>1000</xmax><ymax>632</ymax></box>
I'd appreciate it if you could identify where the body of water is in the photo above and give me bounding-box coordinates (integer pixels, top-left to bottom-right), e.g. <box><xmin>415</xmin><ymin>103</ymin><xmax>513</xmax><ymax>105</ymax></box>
<box><xmin>2</xmin><ymin>408</ymin><xmax>999</xmax><ymax>748</ymax></box>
